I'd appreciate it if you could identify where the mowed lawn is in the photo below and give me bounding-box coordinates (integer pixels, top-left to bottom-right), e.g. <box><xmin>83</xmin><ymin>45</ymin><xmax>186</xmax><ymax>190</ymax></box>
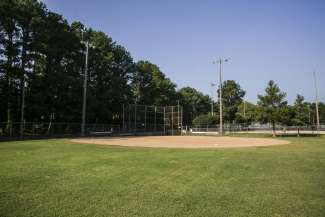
<box><xmin>1</xmin><ymin>136</ymin><xmax>325</xmax><ymax>217</ymax></box>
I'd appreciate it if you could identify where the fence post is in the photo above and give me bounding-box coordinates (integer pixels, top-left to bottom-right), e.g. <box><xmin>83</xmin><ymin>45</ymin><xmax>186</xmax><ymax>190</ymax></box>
<box><xmin>134</xmin><ymin>104</ymin><xmax>137</xmax><ymax>135</ymax></box>
<box><xmin>128</xmin><ymin>104</ymin><xmax>131</xmax><ymax>132</ymax></box>
<box><xmin>144</xmin><ymin>105</ymin><xmax>147</xmax><ymax>132</ymax></box>
<box><xmin>164</xmin><ymin>107</ymin><xmax>166</xmax><ymax>135</ymax></box>
<box><xmin>122</xmin><ymin>104</ymin><xmax>125</xmax><ymax>132</ymax></box>
<box><xmin>154</xmin><ymin>106</ymin><xmax>157</xmax><ymax>132</ymax></box>
<box><xmin>177</xmin><ymin>102</ymin><xmax>180</xmax><ymax>134</ymax></box>
<box><xmin>171</xmin><ymin>106</ymin><xmax>174</xmax><ymax>136</ymax></box>
<box><xmin>181</xmin><ymin>106</ymin><xmax>183</xmax><ymax>135</ymax></box>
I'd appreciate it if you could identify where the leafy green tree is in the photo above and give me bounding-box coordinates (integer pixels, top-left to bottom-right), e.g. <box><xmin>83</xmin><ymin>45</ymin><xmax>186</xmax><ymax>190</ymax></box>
<box><xmin>133</xmin><ymin>60</ymin><xmax>177</xmax><ymax>106</ymax></box>
<box><xmin>257</xmin><ymin>80</ymin><xmax>287</xmax><ymax>136</ymax></box>
<box><xmin>27</xmin><ymin>11</ymin><xmax>84</xmax><ymax>122</ymax></box>
<box><xmin>178</xmin><ymin>87</ymin><xmax>212</xmax><ymax>125</ymax></box>
<box><xmin>86</xmin><ymin>30</ymin><xmax>134</xmax><ymax>123</ymax></box>
<box><xmin>192</xmin><ymin>113</ymin><xmax>219</xmax><ymax>127</ymax></box>
<box><xmin>218</xmin><ymin>80</ymin><xmax>245</xmax><ymax>123</ymax></box>
<box><xmin>291</xmin><ymin>94</ymin><xmax>309</xmax><ymax>136</ymax></box>
<box><xmin>0</xmin><ymin>0</ymin><xmax>21</xmax><ymax>130</ymax></box>
<box><xmin>235</xmin><ymin>101</ymin><xmax>257</xmax><ymax>124</ymax></box>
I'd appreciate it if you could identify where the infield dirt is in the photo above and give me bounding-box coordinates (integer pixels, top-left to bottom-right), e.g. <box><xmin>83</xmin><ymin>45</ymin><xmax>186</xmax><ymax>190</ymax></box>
<box><xmin>71</xmin><ymin>136</ymin><xmax>290</xmax><ymax>149</ymax></box>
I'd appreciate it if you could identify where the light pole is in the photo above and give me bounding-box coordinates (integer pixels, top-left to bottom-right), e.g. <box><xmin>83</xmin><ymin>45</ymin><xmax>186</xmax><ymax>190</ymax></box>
<box><xmin>210</xmin><ymin>83</ymin><xmax>217</xmax><ymax>116</ymax></box>
<box><xmin>313</xmin><ymin>71</ymin><xmax>320</xmax><ymax>136</ymax></box>
<box><xmin>20</xmin><ymin>79</ymin><xmax>27</xmax><ymax>138</ymax></box>
<box><xmin>213</xmin><ymin>58</ymin><xmax>228</xmax><ymax>136</ymax></box>
<box><xmin>81</xmin><ymin>41</ymin><xmax>89</xmax><ymax>137</ymax></box>
<box><xmin>243</xmin><ymin>100</ymin><xmax>246</xmax><ymax>119</ymax></box>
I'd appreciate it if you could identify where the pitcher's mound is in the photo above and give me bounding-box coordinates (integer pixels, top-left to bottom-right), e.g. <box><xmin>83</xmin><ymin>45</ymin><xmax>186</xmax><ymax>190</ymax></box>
<box><xmin>71</xmin><ymin>136</ymin><xmax>290</xmax><ymax>149</ymax></box>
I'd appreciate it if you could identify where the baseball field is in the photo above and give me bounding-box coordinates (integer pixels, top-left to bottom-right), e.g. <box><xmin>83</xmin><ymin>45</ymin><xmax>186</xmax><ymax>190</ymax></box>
<box><xmin>1</xmin><ymin>135</ymin><xmax>325</xmax><ymax>217</ymax></box>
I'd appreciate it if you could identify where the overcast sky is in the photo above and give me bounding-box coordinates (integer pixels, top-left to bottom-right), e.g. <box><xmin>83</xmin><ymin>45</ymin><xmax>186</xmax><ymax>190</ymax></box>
<box><xmin>43</xmin><ymin>0</ymin><xmax>325</xmax><ymax>103</ymax></box>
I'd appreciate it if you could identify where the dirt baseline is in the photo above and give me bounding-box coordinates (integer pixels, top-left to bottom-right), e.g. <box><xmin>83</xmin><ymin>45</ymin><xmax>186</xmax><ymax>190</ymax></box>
<box><xmin>71</xmin><ymin>136</ymin><xmax>290</xmax><ymax>149</ymax></box>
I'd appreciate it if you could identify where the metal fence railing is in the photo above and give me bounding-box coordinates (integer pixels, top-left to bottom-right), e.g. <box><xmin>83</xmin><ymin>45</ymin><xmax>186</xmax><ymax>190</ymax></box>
<box><xmin>0</xmin><ymin>121</ymin><xmax>182</xmax><ymax>141</ymax></box>
<box><xmin>188</xmin><ymin>124</ymin><xmax>325</xmax><ymax>135</ymax></box>
<box><xmin>1</xmin><ymin>121</ymin><xmax>324</xmax><ymax>140</ymax></box>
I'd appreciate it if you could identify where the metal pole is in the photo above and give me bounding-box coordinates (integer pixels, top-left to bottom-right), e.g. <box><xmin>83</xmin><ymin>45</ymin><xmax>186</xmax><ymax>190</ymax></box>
<box><xmin>154</xmin><ymin>106</ymin><xmax>157</xmax><ymax>131</ymax></box>
<box><xmin>219</xmin><ymin>59</ymin><xmax>223</xmax><ymax>136</ymax></box>
<box><xmin>122</xmin><ymin>104</ymin><xmax>125</xmax><ymax>131</ymax></box>
<box><xmin>171</xmin><ymin>106</ymin><xmax>174</xmax><ymax>136</ymax></box>
<box><xmin>214</xmin><ymin>58</ymin><xmax>228</xmax><ymax>136</ymax></box>
<box><xmin>181</xmin><ymin>106</ymin><xmax>183</xmax><ymax>135</ymax></box>
<box><xmin>211</xmin><ymin>103</ymin><xmax>214</xmax><ymax>116</ymax></box>
<box><xmin>313</xmin><ymin>71</ymin><xmax>320</xmax><ymax>136</ymax></box>
<box><xmin>243</xmin><ymin>100</ymin><xmax>247</xmax><ymax>131</ymax></box>
<box><xmin>144</xmin><ymin>105</ymin><xmax>147</xmax><ymax>131</ymax></box>
<box><xmin>177</xmin><ymin>101</ymin><xmax>180</xmax><ymax>131</ymax></box>
<box><xmin>243</xmin><ymin>100</ymin><xmax>246</xmax><ymax>119</ymax></box>
<box><xmin>81</xmin><ymin>41</ymin><xmax>89</xmax><ymax>137</ymax></box>
<box><xmin>163</xmin><ymin>107</ymin><xmax>166</xmax><ymax>135</ymax></box>
<box><xmin>134</xmin><ymin>104</ymin><xmax>137</xmax><ymax>134</ymax></box>
<box><xmin>20</xmin><ymin>80</ymin><xmax>26</xmax><ymax>138</ymax></box>
<box><xmin>210</xmin><ymin>83</ymin><xmax>216</xmax><ymax>116</ymax></box>
<box><xmin>128</xmin><ymin>104</ymin><xmax>131</xmax><ymax>131</ymax></box>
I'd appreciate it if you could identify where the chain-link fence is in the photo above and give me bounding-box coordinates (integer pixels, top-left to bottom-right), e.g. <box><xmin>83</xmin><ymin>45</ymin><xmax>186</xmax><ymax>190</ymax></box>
<box><xmin>0</xmin><ymin>122</ymin><xmax>120</xmax><ymax>140</ymax></box>
<box><xmin>120</xmin><ymin>104</ymin><xmax>182</xmax><ymax>136</ymax></box>
<box><xmin>0</xmin><ymin>104</ymin><xmax>183</xmax><ymax>140</ymax></box>
<box><xmin>188</xmin><ymin>123</ymin><xmax>325</xmax><ymax>136</ymax></box>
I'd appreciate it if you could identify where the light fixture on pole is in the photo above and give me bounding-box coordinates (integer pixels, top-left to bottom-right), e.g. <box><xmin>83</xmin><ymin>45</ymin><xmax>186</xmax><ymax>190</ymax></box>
<box><xmin>213</xmin><ymin>58</ymin><xmax>229</xmax><ymax>136</ymax></box>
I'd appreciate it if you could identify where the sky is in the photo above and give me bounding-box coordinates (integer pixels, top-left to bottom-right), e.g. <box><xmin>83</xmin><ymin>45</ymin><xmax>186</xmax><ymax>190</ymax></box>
<box><xmin>42</xmin><ymin>0</ymin><xmax>325</xmax><ymax>103</ymax></box>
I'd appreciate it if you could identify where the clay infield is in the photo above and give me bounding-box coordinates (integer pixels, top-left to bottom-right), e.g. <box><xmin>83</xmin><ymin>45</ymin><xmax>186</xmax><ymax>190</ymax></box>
<box><xmin>71</xmin><ymin>136</ymin><xmax>290</xmax><ymax>149</ymax></box>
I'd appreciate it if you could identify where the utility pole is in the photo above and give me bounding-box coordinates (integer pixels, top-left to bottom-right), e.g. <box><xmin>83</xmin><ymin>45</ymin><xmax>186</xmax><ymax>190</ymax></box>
<box><xmin>313</xmin><ymin>71</ymin><xmax>320</xmax><ymax>136</ymax></box>
<box><xmin>81</xmin><ymin>41</ymin><xmax>89</xmax><ymax>137</ymax></box>
<box><xmin>20</xmin><ymin>80</ymin><xmax>26</xmax><ymax>138</ymax></box>
<box><xmin>213</xmin><ymin>58</ymin><xmax>228</xmax><ymax>136</ymax></box>
<box><xmin>243</xmin><ymin>100</ymin><xmax>246</xmax><ymax>119</ymax></box>
<box><xmin>177</xmin><ymin>100</ymin><xmax>180</xmax><ymax>130</ymax></box>
<box><xmin>122</xmin><ymin>104</ymin><xmax>125</xmax><ymax>131</ymax></box>
<box><xmin>171</xmin><ymin>106</ymin><xmax>174</xmax><ymax>136</ymax></box>
<box><xmin>210</xmin><ymin>83</ymin><xmax>217</xmax><ymax>115</ymax></box>
<box><xmin>163</xmin><ymin>107</ymin><xmax>166</xmax><ymax>135</ymax></box>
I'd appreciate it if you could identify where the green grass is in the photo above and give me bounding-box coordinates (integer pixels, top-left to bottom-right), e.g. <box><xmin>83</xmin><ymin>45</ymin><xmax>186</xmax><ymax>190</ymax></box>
<box><xmin>1</xmin><ymin>137</ymin><xmax>325</xmax><ymax>217</ymax></box>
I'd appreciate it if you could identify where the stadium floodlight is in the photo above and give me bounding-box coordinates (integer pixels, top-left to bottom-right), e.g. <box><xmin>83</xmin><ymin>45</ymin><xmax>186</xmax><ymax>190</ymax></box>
<box><xmin>213</xmin><ymin>58</ymin><xmax>229</xmax><ymax>136</ymax></box>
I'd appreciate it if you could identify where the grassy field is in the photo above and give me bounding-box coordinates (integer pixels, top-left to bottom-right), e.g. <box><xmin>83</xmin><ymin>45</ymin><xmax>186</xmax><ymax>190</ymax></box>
<box><xmin>1</xmin><ymin>136</ymin><xmax>325</xmax><ymax>217</ymax></box>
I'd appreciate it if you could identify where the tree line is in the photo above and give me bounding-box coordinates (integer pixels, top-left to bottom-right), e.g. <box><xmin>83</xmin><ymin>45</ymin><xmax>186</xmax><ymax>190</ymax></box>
<box><xmin>193</xmin><ymin>80</ymin><xmax>325</xmax><ymax>135</ymax></box>
<box><xmin>0</xmin><ymin>0</ymin><xmax>211</xmax><ymax>125</ymax></box>
<box><xmin>0</xmin><ymin>0</ymin><xmax>324</xmax><ymax>134</ymax></box>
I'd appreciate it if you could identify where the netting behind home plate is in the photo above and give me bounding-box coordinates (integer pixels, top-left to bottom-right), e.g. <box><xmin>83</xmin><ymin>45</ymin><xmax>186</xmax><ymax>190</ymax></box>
<box><xmin>121</xmin><ymin>104</ymin><xmax>183</xmax><ymax>135</ymax></box>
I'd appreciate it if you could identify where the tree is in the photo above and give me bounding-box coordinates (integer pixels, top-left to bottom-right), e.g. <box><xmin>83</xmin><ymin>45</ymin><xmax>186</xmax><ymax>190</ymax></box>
<box><xmin>27</xmin><ymin>11</ymin><xmax>84</xmax><ymax>122</ymax></box>
<box><xmin>257</xmin><ymin>80</ymin><xmax>287</xmax><ymax>136</ymax></box>
<box><xmin>292</xmin><ymin>94</ymin><xmax>309</xmax><ymax>136</ymax></box>
<box><xmin>218</xmin><ymin>80</ymin><xmax>245</xmax><ymax>123</ymax></box>
<box><xmin>178</xmin><ymin>87</ymin><xmax>212</xmax><ymax>125</ymax></box>
<box><xmin>133</xmin><ymin>60</ymin><xmax>177</xmax><ymax>106</ymax></box>
<box><xmin>0</xmin><ymin>0</ymin><xmax>21</xmax><ymax>131</ymax></box>
<box><xmin>192</xmin><ymin>113</ymin><xmax>219</xmax><ymax>127</ymax></box>
<box><xmin>86</xmin><ymin>30</ymin><xmax>134</xmax><ymax>123</ymax></box>
<box><xmin>235</xmin><ymin>101</ymin><xmax>257</xmax><ymax>124</ymax></box>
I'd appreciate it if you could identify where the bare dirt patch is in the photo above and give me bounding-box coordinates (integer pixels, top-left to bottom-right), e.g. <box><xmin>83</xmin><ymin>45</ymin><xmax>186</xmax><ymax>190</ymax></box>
<box><xmin>71</xmin><ymin>136</ymin><xmax>290</xmax><ymax>149</ymax></box>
